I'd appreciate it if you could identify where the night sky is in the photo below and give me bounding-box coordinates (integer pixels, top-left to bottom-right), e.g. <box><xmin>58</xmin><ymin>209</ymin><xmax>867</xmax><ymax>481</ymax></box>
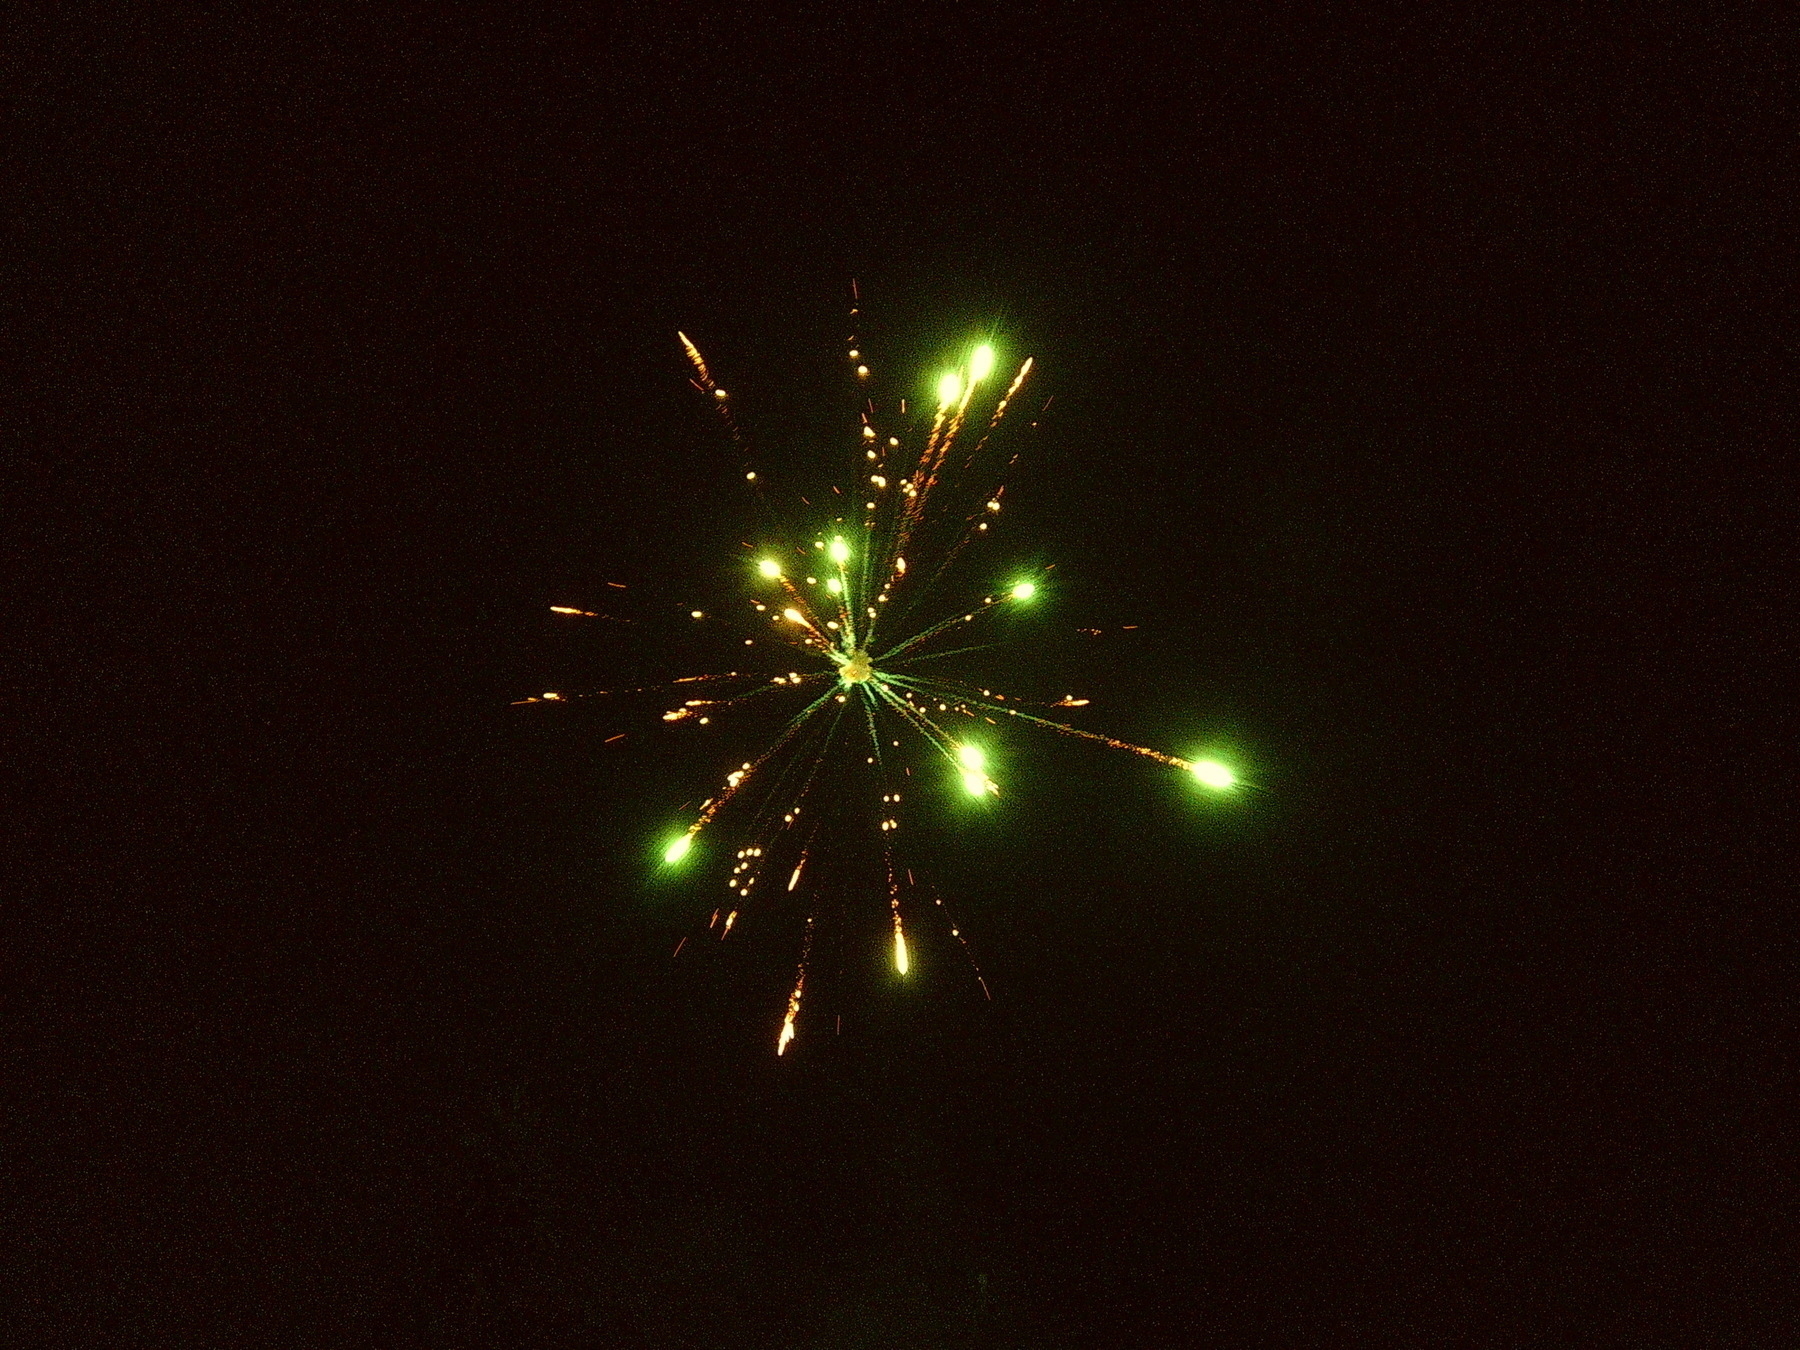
<box><xmin>16</xmin><ymin>9</ymin><xmax>1790</xmax><ymax>1347</ymax></box>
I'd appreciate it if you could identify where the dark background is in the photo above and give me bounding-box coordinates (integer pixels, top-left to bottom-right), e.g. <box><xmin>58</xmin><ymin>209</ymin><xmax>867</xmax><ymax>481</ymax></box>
<box><xmin>12</xmin><ymin>7</ymin><xmax>1792</xmax><ymax>1346</ymax></box>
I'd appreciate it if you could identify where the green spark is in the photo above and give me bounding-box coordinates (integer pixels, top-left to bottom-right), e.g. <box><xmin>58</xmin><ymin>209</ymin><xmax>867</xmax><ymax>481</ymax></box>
<box><xmin>1190</xmin><ymin>759</ymin><xmax>1236</xmax><ymax>790</ymax></box>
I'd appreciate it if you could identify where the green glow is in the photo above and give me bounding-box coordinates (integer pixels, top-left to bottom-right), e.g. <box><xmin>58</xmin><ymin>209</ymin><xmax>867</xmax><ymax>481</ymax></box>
<box><xmin>1190</xmin><ymin>759</ymin><xmax>1236</xmax><ymax>790</ymax></box>
<box><xmin>957</xmin><ymin>743</ymin><xmax>986</xmax><ymax>770</ymax></box>
<box><xmin>962</xmin><ymin>770</ymin><xmax>990</xmax><ymax>797</ymax></box>
<box><xmin>826</xmin><ymin>576</ymin><xmax>842</xmax><ymax>594</ymax></box>
<box><xmin>663</xmin><ymin>834</ymin><xmax>693</xmax><ymax>864</ymax></box>
<box><xmin>828</xmin><ymin>536</ymin><xmax>850</xmax><ymax>564</ymax></box>
<box><xmin>937</xmin><ymin>372</ymin><xmax>963</xmax><ymax>405</ymax></box>
<box><xmin>970</xmin><ymin>343</ymin><xmax>996</xmax><ymax>382</ymax></box>
<box><xmin>1011</xmin><ymin>581</ymin><xmax>1037</xmax><ymax>601</ymax></box>
<box><xmin>757</xmin><ymin>558</ymin><xmax>781</xmax><ymax>579</ymax></box>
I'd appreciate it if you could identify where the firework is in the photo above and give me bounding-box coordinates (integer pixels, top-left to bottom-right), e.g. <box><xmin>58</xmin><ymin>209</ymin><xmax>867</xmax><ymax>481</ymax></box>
<box><xmin>523</xmin><ymin>293</ymin><xmax>1243</xmax><ymax>1054</ymax></box>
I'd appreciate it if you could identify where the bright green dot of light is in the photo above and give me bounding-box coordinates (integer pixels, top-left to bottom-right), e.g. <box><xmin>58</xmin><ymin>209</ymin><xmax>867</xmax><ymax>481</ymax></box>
<box><xmin>937</xmin><ymin>372</ymin><xmax>963</xmax><ymax>405</ymax></box>
<box><xmin>757</xmin><ymin>558</ymin><xmax>781</xmax><ymax>579</ymax></box>
<box><xmin>1011</xmin><ymin>581</ymin><xmax>1037</xmax><ymax>601</ymax></box>
<box><xmin>970</xmin><ymin>343</ymin><xmax>996</xmax><ymax>382</ymax></box>
<box><xmin>663</xmin><ymin>834</ymin><xmax>693</xmax><ymax>864</ymax></box>
<box><xmin>957</xmin><ymin>743</ymin><xmax>986</xmax><ymax>770</ymax></box>
<box><xmin>828</xmin><ymin>537</ymin><xmax>850</xmax><ymax>564</ymax></box>
<box><xmin>962</xmin><ymin>770</ymin><xmax>990</xmax><ymax>798</ymax></box>
<box><xmin>1190</xmin><ymin>759</ymin><xmax>1236</xmax><ymax>790</ymax></box>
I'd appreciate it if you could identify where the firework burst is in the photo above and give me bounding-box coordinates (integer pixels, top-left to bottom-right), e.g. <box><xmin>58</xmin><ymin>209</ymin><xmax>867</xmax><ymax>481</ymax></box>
<box><xmin>519</xmin><ymin>291</ymin><xmax>1242</xmax><ymax>1054</ymax></box>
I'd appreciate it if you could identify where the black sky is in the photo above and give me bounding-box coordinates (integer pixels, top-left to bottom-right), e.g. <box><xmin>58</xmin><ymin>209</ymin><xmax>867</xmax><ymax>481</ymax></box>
<box><xmin>13</xmin><ymin>7</ymin><xmax>1793</xmax><ymax>1347</ymax></box>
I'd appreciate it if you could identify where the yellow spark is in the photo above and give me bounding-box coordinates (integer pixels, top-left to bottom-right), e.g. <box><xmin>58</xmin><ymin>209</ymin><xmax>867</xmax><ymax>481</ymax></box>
<box><xmin>970</xmin><ymin>342</ymin><xmax>996</xmax><ymax>382</ymax></box>
<box><xmin>549</xmin><ymin>606</ymin><xmax>596</xmax><ymax>616</ymax></box>
<box><xmin>690</xmin><ymin>610</ymin><xmax>704</xmax><ymax>619</ymax></box>
<box><xmin>893</xmin><ymin>927</ymin><xmax>909</xmax><ymax>975</ymax></box>
<box><xmin>714</xmin><ymin>388</ymin><xmax>729</xmax><ymax>400</ymax></box>
<box><xmin>757</xmin><ymin>558</ymin><xmax>782</xmax><ymax>578</ymax></box>
<box><xmin>1190</xmin><ymin>759</ymin><xmax>1237</xmax><ymax>789</ymax></box>
<box><xmin>677</xmin><ymin>330</ymin><xmax>709</xmax><ymax>381</ymax></box>
<box><xmin>936</xmin><ymin>371</ymin><xmax>962</xmax><ymax>405</ymax></box>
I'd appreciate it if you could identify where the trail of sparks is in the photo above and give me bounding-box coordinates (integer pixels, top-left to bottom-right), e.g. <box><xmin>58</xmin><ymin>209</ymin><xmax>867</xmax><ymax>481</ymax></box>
<box><xmin>523</xmin><ymin>296</ymin><xmax>1244</xmax><ymax>1053</ymax></box>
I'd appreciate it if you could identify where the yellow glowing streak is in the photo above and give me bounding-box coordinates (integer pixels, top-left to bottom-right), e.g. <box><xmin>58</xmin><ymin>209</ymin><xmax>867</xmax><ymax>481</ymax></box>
<box><xmin>893</xmin><ymin>929</ymin><xmax>909</xmax><ymax>975</ymax></box>
<box><xmin>1011</xmin><ymin>581</ymin><xmax>1037</xmax><ymax>600</ymax></box>
<box><xmin>828</xmin><ymin>536</ymin><xmax>850</xmax><ymax>564</ymax></box>
<box><xmin>1190</xmin><ymin>759</ymin><xmax>1237</xmax><ymax>789</ymax></box>
<box><xmin>663</xmin><ymin>834</ymin><xmax>692</xmax><ymax>864</ymax></box>
<box><xmin>782</xmin><ymin>607</ymin><xmax>804</xmax><ymax>624</ymax></box>
<box><xmin>757</xmin><ymin>558</ymin><xmax>781</xmax><ymax>578</ymax></box>
<box><xmin>970</xmin><ymin>343</ymin><xmax>996</xmax><ymax>382</ymax></box>
<box><xmin>937</xmin><ymin>372</ymin><xmax>963</xmax><ymax>405</ymax></box>
<box><xmin>777</xmin><ymin>1019</ymin><xmax>796</xmax><ymax>1055</ymax></box>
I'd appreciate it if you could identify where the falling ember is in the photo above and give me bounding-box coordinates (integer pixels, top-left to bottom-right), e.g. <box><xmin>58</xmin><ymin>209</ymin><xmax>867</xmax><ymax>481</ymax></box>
<box><xmin>518</xmin><ymin>298</ymin><xmax>1249</xmax><ymax>1041</ymax></box>
<box><xmin>777</xmin><ymin>916</ymin><xmax>816</xmax><ymax>1054</ymax></box>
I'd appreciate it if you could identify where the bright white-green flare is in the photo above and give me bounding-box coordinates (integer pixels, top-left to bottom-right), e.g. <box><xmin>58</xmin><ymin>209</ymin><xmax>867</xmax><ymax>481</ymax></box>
<box><xmin>1190</xmin><ymin>759</ymin><xmax>1237</xmax><ymax>789</ymax></box>
<box><xmin>664</xmin><ymin>834</ymin><xmax>693</xmax><ymax>863</ymax></box>
<box><xmin>937</xmin><ymin>371</ymin><xmax>963</xmax><ymax>405</ymax></box>
<box><xmin>1011</xmin><ymin>581</ymin><xmax>1037</xmax><ymax>600</ymax></box>
<box><xmin>970</xmin><ymin>343</ymin><xmax>996</xmax><ymax>382</ymax></box>
<box><xmin>757</xmin><ymin>558</ymin><xmax>782</xmax><ymax>578</ymax></box>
